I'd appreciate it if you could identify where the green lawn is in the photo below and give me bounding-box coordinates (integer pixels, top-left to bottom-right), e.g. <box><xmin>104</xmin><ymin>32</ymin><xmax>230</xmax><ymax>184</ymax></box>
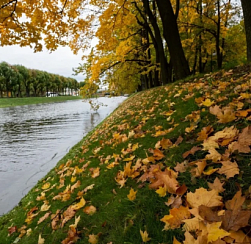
<box><xmin>0</xmin><ymin>96</ymin><xmax>82</xmax><ymax>108</ymax></box>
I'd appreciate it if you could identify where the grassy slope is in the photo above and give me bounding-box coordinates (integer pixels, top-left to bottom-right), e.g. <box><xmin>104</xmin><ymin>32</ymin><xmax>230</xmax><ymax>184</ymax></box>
<box><xmin>1</xmin><ymin>65</ymin><xmax>251</xmax><ymax>243</ymax></box>
<box><xmin>0</xmin><ymin>96</ymin><xmax>81</xmax><ymax>108</ymax></box>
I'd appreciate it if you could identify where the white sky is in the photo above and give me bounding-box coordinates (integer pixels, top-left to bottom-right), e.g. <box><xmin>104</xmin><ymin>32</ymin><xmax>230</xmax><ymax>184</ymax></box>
<box><xmin>0</xmin><ymin>45</ymin><xmax>85</xmax><ymax>82</ymax></box>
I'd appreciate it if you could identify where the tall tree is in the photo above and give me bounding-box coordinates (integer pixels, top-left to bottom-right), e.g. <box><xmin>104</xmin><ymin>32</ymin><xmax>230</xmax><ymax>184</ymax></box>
<box><xmin>240</xmin><ymin>0</ymin><xmax>251</xmax><ymax>62</ymax></box>
<box><xmin>155</xmin><ymin>0</ymin><xmax>190</xmax><ymax>80</ymax></box>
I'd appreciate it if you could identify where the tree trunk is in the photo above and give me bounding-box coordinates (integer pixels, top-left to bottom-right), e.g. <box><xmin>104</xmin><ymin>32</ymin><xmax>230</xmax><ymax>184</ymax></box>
<box><xmin>156</xmin><ymin>0</ymin><xmax>190</xmax><ymax>80</ymax></box>
<box><xmin>241</xmin><ymin>0</ymin><xmax>251</xmax><ymax>62</ymax></box>
<box><xmin>143</xmin><ymin>0</ymin><xmax>170</xmax><ymax>84</ymax></box>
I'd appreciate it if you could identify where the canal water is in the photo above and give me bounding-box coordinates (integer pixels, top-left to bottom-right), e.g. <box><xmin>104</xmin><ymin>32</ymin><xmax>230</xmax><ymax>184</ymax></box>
<box><xmin>0</xmin><ymin>97</ymin><xmax>126</xmax><ymax>215</ymax></box>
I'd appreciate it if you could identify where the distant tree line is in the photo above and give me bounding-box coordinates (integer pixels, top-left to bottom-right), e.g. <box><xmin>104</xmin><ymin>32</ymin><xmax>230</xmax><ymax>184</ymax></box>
<box><xmin>0</xmin><ymin>62</ymin><xmax>82</xmax><ymax>98</ymax></box>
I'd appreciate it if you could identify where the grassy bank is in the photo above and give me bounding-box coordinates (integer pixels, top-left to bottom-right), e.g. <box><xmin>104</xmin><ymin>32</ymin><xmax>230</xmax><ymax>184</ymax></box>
<box><xmin>1</xmin><ymin>65</ymin><xmax>251</xmax><ymax>243</ymax></box>
<box><xmin>0</xmin><ymin>96</ymin><xmax>82</xmax><ymax>108</ymax></box>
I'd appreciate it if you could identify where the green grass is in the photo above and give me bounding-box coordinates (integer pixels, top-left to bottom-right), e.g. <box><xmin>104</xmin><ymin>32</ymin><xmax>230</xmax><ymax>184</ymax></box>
<box><xmin>1</xmin><ymin>64</ymin><xmax>251</xmax><ymax>243</ymax></box>
<box><xmin>0</xmin><ymin>96</ymin><xmax>82</xmax><ymax>108</ymax></box>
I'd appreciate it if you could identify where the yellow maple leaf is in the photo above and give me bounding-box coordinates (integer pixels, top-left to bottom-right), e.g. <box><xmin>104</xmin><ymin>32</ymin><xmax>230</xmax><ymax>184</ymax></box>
<box><xmin>207</xmin><ymin>222</ymin><xmax>230</xmax><ymax>242</ymax></box>
<box><xmin>69</xmin><ymin>216</ymin><xmax>81</xmax><ymax>229</ymax></box>
<box><xmin>202</xmin><ymin>98</ymin><xmax>214</xmax><ymax>107</ymax></box>
<box><xmin>41</xmin><ymin>182</ymin><xmax>50</xmax><ymax>190</ymax></box>
<box><xmin>127</xmin><ymin>188</ymin><xmax>137</xmax><ymax>201</ymax></box>
<box><xmin>161</xmin><ymin>206</ymin><xmax>190</xmax><ymax>230</ymax></box>
<box><xmin>40</xmin><ymin>202</ymin><xmax>51</xmax><ymax>212</ymax></box>
<box><xmin>156</xmin><ymin>186</ymin><xmax>167</xmax><ymax>197</ymax></box>
<box><xmin>91</xmin><ymin>167</ymin><xmax>100</xmax><ymax>178</ymax></box>
<box><xmin>140</xmin><ymin>230</ymin><xmax>151</xmax><ymax>242</ymax></box>
<box><xmin>71</xmin><ymin>197</ymin><xmax>86</xmax><ymax>210</ymax></box>
<box><xmin>38</xmin><ymin>234</ymin><xmax>45</xmax><ymax>244</ymax></box>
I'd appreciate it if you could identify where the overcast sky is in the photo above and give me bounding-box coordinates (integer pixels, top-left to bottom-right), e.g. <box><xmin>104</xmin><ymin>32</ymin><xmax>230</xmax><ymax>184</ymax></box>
<box><xmin>0</xmin><ymin>45</ymin><xmax>86</xmax><ymax>82</ymax></box>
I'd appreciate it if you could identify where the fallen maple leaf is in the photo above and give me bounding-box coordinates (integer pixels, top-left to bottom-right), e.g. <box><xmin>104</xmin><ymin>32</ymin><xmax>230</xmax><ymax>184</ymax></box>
<box><xmin>222</xmin><ymin>191</ymin><xmax>251</xmax><ymax>231</ymax></box>
<box><xmin>61</xmin><ymin>206</ymin><xmax>76</xmax><ymax>227</ymax></box>
<box><xmin>207</xmin><ymin>222</ymin><xmax>230</xmax><ymax>242</ymax></box>
<box><xmin>38</xmin><ymin>234</ymin><xmax>45</xmax><ymax>244</ymax></box>
<box><xmin>127</xmin><ymin>188</ymin><xmax>137</xmax><ymax>201</ymax></box>
<box><xmin>140</xmin><ymin>230</ymin><xmax>151</xmax><ymax>242</ymax></box>
<box><xmin>62</xmin><ymin>226</ymin><xmax>80</xmax><ymax>244</ymax></box>
<box><xmin>149</xmin><ymin>169</ymin><xmax>179</xmax><ymax>194</ymax></box>
<box><xmin>88</xmin><ymin>234</ymin><xmax>98</xmax><ymax>244</ymax></box>
<box><xmin>8</xmin><ymin>226</ymin><xmax>17</xmax><ymax>235</ymax></box>
<box><xmin>84</xmin><ymin>206</ymin><xmax>97</xmax><ymax>215</ymax></box>
<box><xmin>156</xmin><ymin>186</ymin><xmax>167</xmax><ymax>197</ymax></box>
<box><xmin>182</xmin><ymin>146</ymin><xmax>201</xmax><ymax>159</ymax></box>
<box><xmin>41</xmin><ymin>182</ymin><xmax>50</xmax><ymax>190</ymax></box>
<box><xmin>91</xmin><ymin>167</ymin><xmax>100</xmax><ymax>178</ymax></box>
<box><xmin>207</xmin><ymin>177</ymin><xmax>225</xmax><ymax>193</ymax></box>
<box><xmin>218</xmin><ymin>160</ymin><xmax>239</xmax><ymax>179</ymax></box>
<box><xmin>187</xmin><ymin>188</ymin><xmax>223</xmax><ymax>208</ymax></box>
<box><xmin>161</xmin><ymin>206</ymin><xmax>190</xmax><ymax>230</ymax></box>
<box><xmin>37</xmin><ymin>212</ymin><xmax>51</xmax><ymax>225</ymax></box>
<box><xmin>71</xmin><ymin>197</ymin><xmax>86</xmax><ymax>210</ymax></box>
<box><xmin>229</xmin><ymin>125</ymin><xmax>251</xmax><ymax>153</ymax></box>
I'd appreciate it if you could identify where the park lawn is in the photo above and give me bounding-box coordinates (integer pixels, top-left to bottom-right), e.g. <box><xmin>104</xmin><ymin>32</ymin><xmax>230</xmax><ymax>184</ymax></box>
<box><xmin>0</xmin><ymin>96</ymin><xmax>82</xmax><ymax>108</ymax></box>
<box><xmin>1</xmin><ymin>65</ymin><xmax>251</xmax><ymax>243</ymax></box>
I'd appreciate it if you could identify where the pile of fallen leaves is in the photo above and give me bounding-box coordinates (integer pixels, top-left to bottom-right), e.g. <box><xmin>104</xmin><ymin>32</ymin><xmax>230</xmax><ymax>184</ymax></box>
<box><xmin>2</xmin><ymin>65</ymin><xmax>251</xmax><ymax>243</ymax></box>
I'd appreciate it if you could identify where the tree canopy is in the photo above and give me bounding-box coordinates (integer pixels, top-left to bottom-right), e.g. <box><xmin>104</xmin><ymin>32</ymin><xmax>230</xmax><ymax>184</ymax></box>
<box><xmin>0</xmin><ymin>0</ymin><xmax>248</xmax><ymax>95</ymax></box>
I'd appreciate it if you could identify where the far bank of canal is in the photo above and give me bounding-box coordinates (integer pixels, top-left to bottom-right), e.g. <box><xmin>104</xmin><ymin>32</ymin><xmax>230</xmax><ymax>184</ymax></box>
<box><xmin>0</xmin><ymin>97</ymin><xmax>126</xmax><ymax>215</ymax></box>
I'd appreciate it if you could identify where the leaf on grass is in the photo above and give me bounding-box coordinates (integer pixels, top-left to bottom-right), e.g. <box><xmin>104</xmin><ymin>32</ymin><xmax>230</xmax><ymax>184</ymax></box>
<box><xmin>41</xmin><ymin>202</ymin><xmax>51</xmax><ymax>212</ymax></box>
<box><xmin>149</xmin><ymin>169</ymin><xmax>179</xmax><ymax>194</ymax></box>
<box><xmin>140</xmin><ymin>230</ymin><xmax>151</xmax><ymax>242</ymax></box>
<box><xmin>127</xmin><ymin>188</ymin><xmax>137</xmax><ymax>201</ymax></box>
<box><xmin>71</xmin><ymin>197</ymin><xmax>86</xmax><ymax>210</ymax></box>
<box><xmin>161</xmin><ymin>206</ymin><xmax>190</xmax><ymax>230</ymax></box>
<box><xmin>206</xmin><ymin>148</ymin><xmax>221</xmax><ymax>162</ymax></box>
<box><xmin>62</xmin><ymin>226</ymin><xmax>80</xmax><ymax>244</ymax></box>
<box><xmin>41</xmin><ymin>182</ymin><xmax>50</xmax><ymax>190</ymax></box>
<box><xmin>88</xmin><ymin>234</ymin><xmax>98</xmax><ymax>244</ymax></box>
<box><xmin>183</xmin><ymin>146</ymin><xmax>201</xmax><ymax>159</ymax></box>
<box><xmin>8</xmin><ymin>226</ymin><xmax>17</xmax><ymax>235</ymax></box>
<box><xmin>37</xmin><ymin>212</ymin><xmax>51</xmax><ymax>225</ymax></box>
<box><xmin>61</xmin><ymin>206</ymin><xmax>76</xmax><ymax>227</ymax></box>
<box><xmin>91</xmin><ymin>167</ymin><xmax>100</xmax><ymax>178</ymax></box>
<box><xmin>207</xmin><ymin>177</ymin><xmax>225</xmax><ymax>193</ymax></box>
<box><xmin>197</xmin><ymin>126</ymin><xmax>214</xmax><ymax>141</ymax></box>
<box><xmin>218</xmin><ymin>161</ymin><xmax>239</xmax><ymax>179</ymax></box>
<box><xmin>38</xmin><ymin>234</ymin><xmax>45</xmax><ymax>244</ymax></box>
<box><xmin>222</xmin><ymin>191</ymin><xmax>251</xmax><ymax>231</ymax></box>
<box><xmin>174</xmin><ymin>162</ymin><xmax>188</xmax><ymax>173</ymax></box>
<box><xmin>187</xmin><ymin>188</ymin><xmax>222</xmax><ymax>208</ymax></box>
<box><xmin>84</xmin><ymin>206</ymin><xmax>97</xmax><ymax>215</ymax></box>
<box><xmin>229</xmin><ymin>125</ymin><xmax>251</xmax><ymax>153</ymax></box>
<box><xmin>156</xmin><ymin>186</ymin><xmax>167</xmax><ymax>197</ymax></box>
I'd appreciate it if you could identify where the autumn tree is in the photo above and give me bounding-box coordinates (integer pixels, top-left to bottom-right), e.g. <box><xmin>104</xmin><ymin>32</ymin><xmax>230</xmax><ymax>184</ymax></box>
<box><xmin>240</xmin><ymin>0</ymin><xmax>251</xmax><ymax>62</ymax></box>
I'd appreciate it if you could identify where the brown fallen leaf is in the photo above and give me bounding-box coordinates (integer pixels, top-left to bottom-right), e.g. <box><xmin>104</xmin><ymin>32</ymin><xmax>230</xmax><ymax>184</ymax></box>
<box><xmin>182</xmin><ymin>146</ymin><xmax>201</xmax><ymax>159</ymax></box>
<box><xmin>8</xmin><ymin>226</ymin><xmax>17</xmax><ymax>235</ymax></box>
<box><xmin>198</xmin><ymin>205</ymin><xmax>221</xmax><ymax>223</ymax></box>
<box><xmin>37</xmin><ymin>212</ymin><xmax>51</xmax><ymax>225</ymax></box>
<box><xmin>222</xmin><ymin>191</ymin><xmax>251</xmax><ymax>231</ymax></box>
<box><xmin>84</xmin><ymin>206</ymin><xmax>97</xmax><ymax>215</ymax></box>
<box><xmin>207</xmin><ymin>177</ymin><xmax>225</xmax><ymax>193</ymax></box>
<box><xmin>61</xmin><ymin>206</ymin><xmax>76</xmax><ymax>227</ymax></box>
<box><xmin>62</xmin><ymin>226</ymin><xmax>80</xmax><ymax>244</ymax></box>
<box><xmin>218</xmin><ymin>160</ymin><xmax>239</xmax><ymax>179</ymax></box>
<box><xmin>229</xmin><ymin>125</ymin><xmax>251</xmax><ymax>153</ymax></box>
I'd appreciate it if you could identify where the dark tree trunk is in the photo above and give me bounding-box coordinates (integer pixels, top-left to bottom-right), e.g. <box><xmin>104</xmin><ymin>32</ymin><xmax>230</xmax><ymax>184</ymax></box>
<box><xmin>156</xmin><ymin>0</ymin><xmax>190</xmax><ymax>80</ymax></box>
<box><xmin>241</xmin><ymin>0</ymin><xmax>251</xmax><ymax>62</ymax></box>
<box><xmin>143</xmin><ymin>0</ymin><xmax>170</xmax><ymax>84</ymax></box>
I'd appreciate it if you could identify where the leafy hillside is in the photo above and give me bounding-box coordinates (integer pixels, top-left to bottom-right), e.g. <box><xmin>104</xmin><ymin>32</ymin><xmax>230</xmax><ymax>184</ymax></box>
<box><xmin>1</xmin><ymin>65</ymin><xmax>251</xmax><ymax>243</ymax></box>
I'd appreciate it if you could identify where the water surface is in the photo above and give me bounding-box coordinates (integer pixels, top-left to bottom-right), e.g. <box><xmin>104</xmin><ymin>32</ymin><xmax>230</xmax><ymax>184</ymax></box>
<box><xmin>0</xmin><ymin>97</ymin><xmax>126</xmax><ymax>215</ymax></box>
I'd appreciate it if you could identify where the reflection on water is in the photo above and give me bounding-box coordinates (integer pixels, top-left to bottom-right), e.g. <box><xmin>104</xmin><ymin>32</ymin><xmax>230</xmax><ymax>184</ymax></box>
<box><xmin>0</xmin><ymin>97</ymin><xmax>126</xmax><ymax>215</ymax></box>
